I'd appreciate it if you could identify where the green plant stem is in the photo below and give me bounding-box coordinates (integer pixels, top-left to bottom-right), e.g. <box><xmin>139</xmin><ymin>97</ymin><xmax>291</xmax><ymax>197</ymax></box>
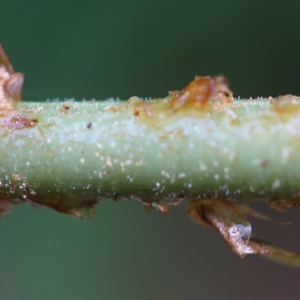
<box><xmin>2</xmin><ymin>44</ymin><xmax>300</xmax><ymax>267</ymax></box>
<box><xmin>0</xmin><ymin>97</ymin><xmax>299</xmax><ymax>219</ymax></box>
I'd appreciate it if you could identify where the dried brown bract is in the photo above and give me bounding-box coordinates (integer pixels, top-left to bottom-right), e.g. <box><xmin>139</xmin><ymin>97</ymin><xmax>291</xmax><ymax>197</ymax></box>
<box><xmin>0</xmin><ymin>46</ymin><xmax>38</xmax><ymax>131</ymax></box>
<box><xmin>0</xmin><ymin>45</ymin><xmax>23</xmax><ymax>110</ymax></box>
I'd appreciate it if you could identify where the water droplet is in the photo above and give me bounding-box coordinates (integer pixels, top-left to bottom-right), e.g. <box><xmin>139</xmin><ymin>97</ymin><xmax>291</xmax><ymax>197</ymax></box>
<box><xmin>214</xmin><ymin>174</ymin><xmax>220</xmax><ymax>180</ymax></box>
<box><xmin>80</xmin><ymin>158</ymin><xmax>85</xmax><ymax>163</ymax></box>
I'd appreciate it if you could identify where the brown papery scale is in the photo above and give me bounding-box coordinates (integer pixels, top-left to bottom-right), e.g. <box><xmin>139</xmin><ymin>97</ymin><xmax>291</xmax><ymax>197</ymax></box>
<box><xmin>0</xmin><ymin>45</ymin><xmax>38</xmax><ymax>130</ymax></box>
<box><xmin>170</xmin><ymin>75</ymin><xmax>233</xmax><ymax>110</ymax></box>
<box><xmin>0</xmin><ymin>45</ymin><xmax>24</xmax><ymax>107</ymax></box>
<box><xmin>133</xmin><ymin>75</ymin><xmax>233</xmax><ymax>117</ymax></box>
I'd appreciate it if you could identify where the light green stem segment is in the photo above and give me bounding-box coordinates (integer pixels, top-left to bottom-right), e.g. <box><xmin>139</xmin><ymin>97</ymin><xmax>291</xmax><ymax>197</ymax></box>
<box><xmin>0</xmin><ymin>98</ymin><xmax>299</xmax><ymax>218</ymax></box>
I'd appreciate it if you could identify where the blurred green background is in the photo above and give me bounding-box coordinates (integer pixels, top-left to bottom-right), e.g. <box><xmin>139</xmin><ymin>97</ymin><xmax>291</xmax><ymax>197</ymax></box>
<box><xmin>2</xmin><ymin>1</ymin><xmax>300</xmax><ymax>299</ymax></box>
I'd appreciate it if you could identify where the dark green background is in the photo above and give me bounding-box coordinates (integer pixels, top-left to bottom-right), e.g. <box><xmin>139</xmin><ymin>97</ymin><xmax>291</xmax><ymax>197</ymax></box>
<box><xmin>1</xmin><ymin>1</ymin><xmax>300</xmax><ymax>299</ymax></box>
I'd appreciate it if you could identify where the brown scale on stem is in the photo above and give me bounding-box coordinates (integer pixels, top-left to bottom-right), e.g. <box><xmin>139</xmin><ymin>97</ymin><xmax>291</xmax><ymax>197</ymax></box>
<box><xmin>0</xmin><ymin>45</ymin><xmax>24</xmax><ymax>109</ymax></box>
<box><xmin>60</xmin><ymin>101</ymin><xmax>71</xmax><ymax>113</ymax></box>
<box><xmin>170</xmin><ymin>75</ymin><xmax>233</xmax><ymax>110</ymax></box>
<box><xmin>271</xmin><ymin>94</ymin><xmax>300</xmax><ymax>117</ymax></box>
<box><xmin>133</xmin><ymin>101</ymin><xmax>160</xmax><ymax>117</ymax></box>
<box><xmin>0</xmin><ymin>45</ymin><xmax>38</xmax><ymax>131</ymax></box>
<box><xmin>0</xmin><ymin>110</ymin><xmax>38</xmax><ymax>129</ymax></box>
<box><xmin>133</xmin><ymin>75</ymin><xmax>233</xmax><ymax>117</ymax></box>
<box><xmin>187</xmin><ymin>198</ymin><xmax>294</xmax><ymax>259</ymax></box>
